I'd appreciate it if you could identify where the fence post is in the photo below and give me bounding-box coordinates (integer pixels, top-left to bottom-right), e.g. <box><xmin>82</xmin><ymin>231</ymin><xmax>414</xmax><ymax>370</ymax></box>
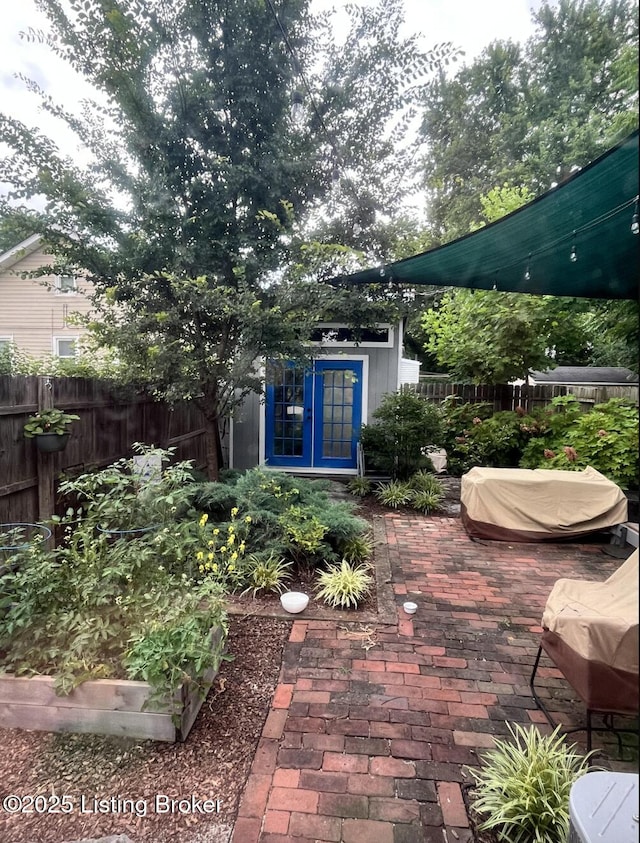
<box><xmin>36</xmin><ymin>377</ymin><xmax>55</xmax><ymax>524</ymax></box>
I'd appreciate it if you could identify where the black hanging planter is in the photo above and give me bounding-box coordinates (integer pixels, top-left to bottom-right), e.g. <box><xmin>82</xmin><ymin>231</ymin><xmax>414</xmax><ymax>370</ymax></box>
<box><xmin>34</xmin><ymin>432</ymin><xmax>70</xmax><ymax>453</ymax></box>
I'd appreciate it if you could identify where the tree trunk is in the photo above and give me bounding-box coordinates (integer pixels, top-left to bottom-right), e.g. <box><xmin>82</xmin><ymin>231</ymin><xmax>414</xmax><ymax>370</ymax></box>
<box><xmin>204</xmin><ymin>413</ymin><xmax>221</xmax><ymax>481</ymax></box>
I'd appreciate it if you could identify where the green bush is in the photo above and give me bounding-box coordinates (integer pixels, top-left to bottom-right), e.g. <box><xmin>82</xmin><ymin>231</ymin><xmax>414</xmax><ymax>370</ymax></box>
<box><xmin>339</xmin><ymin>533</ymin><xmax>374</xmax><ymax>564</ymax></box>
<box><xmin>361</xmin><ymin>390</ymin><xmax>443</xmax><ymax>480</ymax></box>
<box><xmin>241</xmin><ymin>552</ymin><xmax>292</xmax><ymax>596</ymax></box>
<box><xmin>411</xmin><ymin>488</ymin><xmax>443</xmax><ymax>514</ymax></box>
<box><xmin>375</xmin><ymin>480</ymin><xmax>414</xmax><ymax>509</ymax></box>
<box><xmin>347</xmin><ymin>477</ymin><xmax>372</xmax><ymax>497</ymax></box>
<box><xmin>471</xmin><ymin>723</ymin><xmax>594</xmax><ymax>843</ymax></box>
<box><xmin>520</xmin><ymin>397</ymin><xmax>639</xmax><ymax>489</ymax></box>
<box><xmin>440</xmin><ymin>397</ymin><xmax>548</xmax><ymax>476</ymax></box>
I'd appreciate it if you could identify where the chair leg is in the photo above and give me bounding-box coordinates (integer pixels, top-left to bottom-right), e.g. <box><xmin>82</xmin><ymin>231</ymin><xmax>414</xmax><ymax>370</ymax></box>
<box><xmin>529</xmin><ymin>644</ymin><xmax>558</xmax><ymax>729</ymax></box>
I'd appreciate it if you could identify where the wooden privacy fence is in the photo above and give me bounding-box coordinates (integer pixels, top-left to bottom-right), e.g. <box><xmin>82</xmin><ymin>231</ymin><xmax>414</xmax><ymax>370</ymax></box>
<box><xmin>410</xmin><ymin>381</ymin><xmax>639</xmax><ymax>412</ymax></box>
<box><xmin>0</xmin><ymin>376</ymin><xmax>209</xmax><ymax>525</ymax></box>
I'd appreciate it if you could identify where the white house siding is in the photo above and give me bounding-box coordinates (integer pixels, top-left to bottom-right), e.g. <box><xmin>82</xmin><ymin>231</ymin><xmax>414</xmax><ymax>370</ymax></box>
<box><xmin>0</xmin><ymin>247</ymin><xmax>93</xmax><ymax>358</ymax></box>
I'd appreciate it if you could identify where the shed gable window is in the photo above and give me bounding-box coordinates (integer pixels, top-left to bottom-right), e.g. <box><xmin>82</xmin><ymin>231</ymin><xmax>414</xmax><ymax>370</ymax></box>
<box><xmin>54</xmin><ymin>337</ymin><xmax>78</xmax><ymax>358</ymax></box>
<box><xmin>55</xmin><ymin>275</ymin><xmax>78</xmax><ymax>294</ymax></box>
<box><xmin>309</xmin><ymin>323</ymin><xmax>393</xmax><ymax>347</ymax></box>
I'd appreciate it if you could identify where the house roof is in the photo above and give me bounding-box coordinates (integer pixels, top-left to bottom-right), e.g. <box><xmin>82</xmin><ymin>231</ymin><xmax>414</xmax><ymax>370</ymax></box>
<box><xmin>530</xmin><ymin>366</ymin><xmax>639</xmax><ymax>385</ymax></box>
<box><xmin>0</xmin><ymin>234</ymin><xmax>43</xmax><ymax>271</ymax></box>
<box><xmin>335</xmin><ymin>131</ymin><xmax>639</xmax><ymax>300</ymax></box>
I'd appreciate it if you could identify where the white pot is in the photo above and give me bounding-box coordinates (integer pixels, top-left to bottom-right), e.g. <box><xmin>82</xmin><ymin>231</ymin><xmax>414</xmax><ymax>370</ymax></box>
<box><xmin>280</xmin><ymin>591</ymin><xmax>309</xmax><ymax>614</ymax></box>
<box><xmin>403</xmin><ymin>601</ymin><xmax>418</xmax><ymax>615</ymax></box>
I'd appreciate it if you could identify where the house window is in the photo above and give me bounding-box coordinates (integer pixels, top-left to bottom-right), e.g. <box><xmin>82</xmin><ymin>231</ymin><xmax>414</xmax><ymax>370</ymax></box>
<box><xmin>55</xmin><ymin>275</ymin><xmax>78</xmax><ymax>294</ymax></box>
<box><xmin>54</xmin><ymin>337</ymin><xmax>78</xmax><ymax>359</ymax></box>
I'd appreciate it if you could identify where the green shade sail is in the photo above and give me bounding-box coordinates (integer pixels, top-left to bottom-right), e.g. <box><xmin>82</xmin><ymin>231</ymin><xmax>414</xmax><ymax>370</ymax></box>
<box><xmin>337</xmin><ymin>131</ymin><xmax>638</xmax><ymax>299</ymax></box>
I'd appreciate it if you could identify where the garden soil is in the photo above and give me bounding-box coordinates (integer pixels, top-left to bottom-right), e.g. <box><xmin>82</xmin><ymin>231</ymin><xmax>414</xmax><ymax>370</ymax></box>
<box><xmin>0</xmin><ymin>616</ymin><xmax>290</xmax><ymax>843</ymax></box>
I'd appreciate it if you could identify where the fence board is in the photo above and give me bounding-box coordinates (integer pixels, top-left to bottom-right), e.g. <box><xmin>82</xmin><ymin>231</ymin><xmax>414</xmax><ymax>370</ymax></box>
<box><xmin>0</xmin><ymin>376</ymin><xmax>209</xmax><ymax>523</ymax></box>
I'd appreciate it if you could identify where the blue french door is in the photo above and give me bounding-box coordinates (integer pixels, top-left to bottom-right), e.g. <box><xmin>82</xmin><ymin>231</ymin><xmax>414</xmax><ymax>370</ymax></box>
<box><xmin>266</xmin><ymin>360</ymin><xmax>363</xmax><ymax>469</ymax></box>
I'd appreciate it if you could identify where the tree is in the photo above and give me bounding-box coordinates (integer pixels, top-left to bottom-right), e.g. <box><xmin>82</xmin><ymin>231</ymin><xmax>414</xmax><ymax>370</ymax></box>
<box><xmin>420</xmin><ymin>0</ymin><xmax>638</xmax><ymax>240</ymax></box>
<box><xmin>0</xmin><ymin>0</ymin><xmax>454</xmax><ymax>479</ymax></box>
<box><xmin>420</xmin><ymin>184</ymin><xmax>598</xmax><ymax>382</ymax></box>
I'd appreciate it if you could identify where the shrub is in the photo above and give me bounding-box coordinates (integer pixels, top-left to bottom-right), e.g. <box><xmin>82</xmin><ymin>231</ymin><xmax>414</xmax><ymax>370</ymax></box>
<box><xmin>339</xmin><ymin>533</ymin><xmax>374</xmax><ymax>564</ymax></box>
<box><xmin>315</xmin><ymin>560</ymin><xmax>373</xmax><ymax>609</ymax></box>
<box><xmin>191</xmin><ymin>482</ymin><xmax>239</xmax><ymax>520</ymax></box>
<box><xmin>408</xmin><ymin>470</ymin><xmax>442</xmax><ymax>493</ymax></box>
<box><xmin>520</xmin><ymin>397</ymin><xmax>639</xmax><ymax>489</ymax></box>
<box><xmin>375</xmin><ymin>481</ymin><xmax>414</xmax><ymax>509</ymax></box>
<box><xmin>471</xmin><ymin>723</ymin><xmax>594</xmax><ymax>843</ymax></box>
<box><xmin>411</xmin><ymin>489</ymin><xmax>443</xmax><ymax>514</ymax></box>
<box><xmin>241</xmin><ymin>552</ymin><xmax>292</xmax><ymax>596</ymax></box>
<box><xmin>361</xmin><ymin>390</ymin><xmax>443</xmax><ymax>480</ymax></box>
<box><xmin>347</xmin><ymin>477</ymin><xmax>372</xmax><ymax>497</ymax></box>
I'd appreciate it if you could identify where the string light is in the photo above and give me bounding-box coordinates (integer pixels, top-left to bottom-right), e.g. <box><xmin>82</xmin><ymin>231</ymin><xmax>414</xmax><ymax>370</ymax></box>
<box><xmin>570</xmin><ymin>231</ymin><xmax>577</xmax><ymax>262</ymax></box>
<box><xmin>290</xmin><ymin>90</ymin><xmax>304</xmax><ymax>125</ymax></box>
<box><xmin>632</xmin><ymin>196</ymin><xmax>639</xmax><ymax>235</ymax></box>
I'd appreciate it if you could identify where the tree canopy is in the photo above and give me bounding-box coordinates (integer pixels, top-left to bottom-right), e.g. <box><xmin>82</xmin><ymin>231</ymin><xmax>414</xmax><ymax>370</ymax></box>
<box><xmin>0</xmin><ymin>0</ymin><xmax>457</xmax><ymax>477</ymax></box>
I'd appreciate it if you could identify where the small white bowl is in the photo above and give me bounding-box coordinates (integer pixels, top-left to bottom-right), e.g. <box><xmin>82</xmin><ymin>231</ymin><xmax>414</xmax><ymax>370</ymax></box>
<box><xmin>403</xmin><ymin>601</ymin><xmax>418</xmax><ymax>615</ymax></box>
<box><xmin>280</xmin><ymin>591</ymin><xmax>309</xmax><ymax>614</ymax></box>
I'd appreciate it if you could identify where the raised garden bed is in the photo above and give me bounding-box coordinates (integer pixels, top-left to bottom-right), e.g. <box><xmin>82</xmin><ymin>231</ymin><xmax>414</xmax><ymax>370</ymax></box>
<box><xmin>0</xmin><ymin>627</ymin><xmax>225</xmax><ymax>743</ymax></box>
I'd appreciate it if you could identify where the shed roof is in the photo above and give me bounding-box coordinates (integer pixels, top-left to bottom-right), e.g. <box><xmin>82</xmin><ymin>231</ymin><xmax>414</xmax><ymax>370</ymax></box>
<box><xmin>335</xmin><ymin>131</ymin><xmax>639</xmax><ymax>300</ymax></box>
<box><xmin>530</xmin><ymin>366</ymin><xmax>639</xmax><ymax>385</ymax></box>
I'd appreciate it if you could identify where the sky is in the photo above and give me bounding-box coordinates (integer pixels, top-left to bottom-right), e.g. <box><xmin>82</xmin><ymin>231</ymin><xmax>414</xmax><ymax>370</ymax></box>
<box><xmin>0</xmin><ymin>0</ymin><xmax>548</xmax><ymax>149</ymax></box>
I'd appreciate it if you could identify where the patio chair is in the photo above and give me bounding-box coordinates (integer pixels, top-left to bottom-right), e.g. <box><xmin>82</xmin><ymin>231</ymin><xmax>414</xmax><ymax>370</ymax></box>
<box><xmin>530</xmin><ymin>549</ymin><xmax>639</xmax><ymax>753</ymax></box>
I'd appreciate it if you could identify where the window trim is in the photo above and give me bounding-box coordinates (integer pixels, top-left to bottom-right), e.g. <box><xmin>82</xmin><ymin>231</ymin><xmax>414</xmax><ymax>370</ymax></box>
<box><xmin>54</xmin><ymin>275</ymin><xmax>78</xmax><ymax>295</ymax></box>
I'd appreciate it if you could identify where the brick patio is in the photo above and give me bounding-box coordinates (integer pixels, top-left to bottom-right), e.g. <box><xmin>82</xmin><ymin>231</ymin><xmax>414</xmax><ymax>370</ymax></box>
<box><xmin>231</xmin><ymin>514</ymin><xmax>637</xmax><ymax>843</ymax></box>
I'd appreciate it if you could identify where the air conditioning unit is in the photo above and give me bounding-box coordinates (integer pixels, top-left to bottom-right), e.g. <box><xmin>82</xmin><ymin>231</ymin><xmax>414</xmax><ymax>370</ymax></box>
<box><xmin>569</xmin><ymin>771</ymin><xmax>639</xmax><ymax>843</ymax></box>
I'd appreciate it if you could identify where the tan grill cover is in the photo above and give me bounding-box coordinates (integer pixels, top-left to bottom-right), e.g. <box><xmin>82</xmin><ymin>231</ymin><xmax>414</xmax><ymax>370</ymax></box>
<box><xmin>540</xmin><ymin>550</ymin><xmax>639</xmax><ymax>714</ymax></box>
<box><xmin>461</xmin><ymin>466</ymin><xmax>628</xmax><ymax>541</ymax></box>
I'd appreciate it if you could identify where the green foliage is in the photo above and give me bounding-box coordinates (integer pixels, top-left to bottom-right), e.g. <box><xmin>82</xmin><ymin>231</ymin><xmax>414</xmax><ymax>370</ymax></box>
<box><xmin>191</xmin><ymin>483</ymin><xmax>240</xmax><ymax>521</ymax></box>
<box><xmin>361</xmin><ymin>390</ymin><xmax>444</xmax><ymax>480</ymax></box>
<box><xmin>279</xmin><ymin>505</ymin><xmax>329</xmax><ymax>565</ymax></box>
<box><xmin>375</xmin><ymin>481</ymin><xmax>414</xmax><ymax>509</ymax></box>
<box><xmin>347</xmin><ymin>477</ymin><xmax>373</xmax><ymax>498</ymax></box>
<box><xmin>410</xmin><ymin>489</ymin><xmax>444</xmax><ymax>515</ymax></box>
<box><xmin>420</xmin><ymin>0</ymin><xmax>638</xmax><ymax>239</ymax></box>
<box><xmin>338</xmin><ymin>533</ymin><xmax>374</xmax><ymax>565</ymax></box>
<box><xmin>0</xmin><ymin>518</ymin><xmax>228</xmax><ymax>702</ymax></box>
<box><xmin>58</xmin><ymin>444</ymin><xmax>196</xmax><ymax>532</ymax></box>
<box><xmin>23</xmin><ymin>408</ymin><xmax>80</xmax><ymax>437</ymax></box>
<box><xmin>423</xmin><ymin>290</ymin><xmax>560</xmax><ymax>384</ymax></box>
<box><xmin>408</xmin><ymin>470</ymin><xmax>442</xmax><ymax>493</ymax></box>
<box><xmin>471</xmin><ymin>723</ymin><xmax>594</xmax><ymax>843</ymax></box>
<box><xmin>241</xmin><ymin>553</ymin><xmax>292</xmax><ymax>597</ymax></box>
<box><xmin>315</xmin><ymin>561</ymin><xmax>373</xmax><ymax>609</ymax></box>
<box><xmin>520</xmin><ymin>397</ymin><xmax>639</xmax><ymax>489</ymax></box>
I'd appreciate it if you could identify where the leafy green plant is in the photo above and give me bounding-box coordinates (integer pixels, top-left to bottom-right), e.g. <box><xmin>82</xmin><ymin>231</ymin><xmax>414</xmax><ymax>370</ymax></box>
<box><xmin>279</xmin><ymin>504</ymin><xmax>328</xmax><ymax>564</ymax></box>
<box><xmin>315</xmin><ymin>560</ymin><xmax>373</xmax><ymax>609</ymax></box>
<box><xmin>58</xmin><ymin>443</ymin><xmax>197</xmax><ymax>532</ymax></box>
<box><xmin>339</xmin><ymin>533</ymin><xmax>374</xmax><ymax>564</ymax></box>
<box><xmin>408</xmin><ymin>470</ymin><xmax>442</xmax><ymax>493</ymax></box>
<box><xmin>520</xmin><ymin>397</ymin><xmax>639</xmax><ymax>489</ymax></box>
<box><xmin>411</xmin><ymin>489</ymin><xmax>443</xmax><ymax>514</ymax></box>
<box><xmin>471</xmin><ymin>723</ymin><xmax>594</xmax><ymax>843</ymax></box>
<box><xmin>347</xmin><ymin>477</ymin><xmax>373</xmax><ymax>497</ymax></box>
<box><xmin>361</xmin><ymin>390</ymin><xmax>444</xmax><ymax>480</ymax></box>
<box><xmin>375</xmin><ymin>481</ymin><xmax>414</xmax><ymax>509</ymax></box>
<box><xmin>23</xmin><ymin>408</ymin><xmax>80</xmax><ymax>437</ymax></box>
<box><xmin>242</xmin><ymin>552</ymin><xmax>292</xmax><ymax>596</ymax></box>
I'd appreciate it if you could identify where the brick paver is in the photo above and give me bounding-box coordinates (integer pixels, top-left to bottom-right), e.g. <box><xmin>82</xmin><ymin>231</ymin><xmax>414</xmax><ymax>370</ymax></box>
<box><xmin>231</xmin><ymin>515</ymin><xmax>637</xmax><ymax>843</ymax></box>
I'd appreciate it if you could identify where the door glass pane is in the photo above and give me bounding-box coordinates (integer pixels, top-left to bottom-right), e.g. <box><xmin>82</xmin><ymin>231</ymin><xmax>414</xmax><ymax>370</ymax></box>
<box><xmin>322</xmin><ymin>369</ymin><xmax>354</xmax><ymax>459</ymax></box>
<box><xmin>272</xmin><ymin>364</ymin><xmax>305</xmax><ymax>457</ymax></box>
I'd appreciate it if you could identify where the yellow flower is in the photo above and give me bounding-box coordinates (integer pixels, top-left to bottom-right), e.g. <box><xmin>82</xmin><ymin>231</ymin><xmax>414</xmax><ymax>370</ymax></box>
<box><xmin>196</xmin><ymin>551</ymin><xmax>204</xmax><ymax>561</ymax></box>
<box><xmin>208</xmin><ymin>552</ymin><xmax>214</xmax><ymax>561</ymax></box>
<box><xmin>213</xmin><ymin>528</ymin><xmax>220</xmax><ymax>535</ymax></box>
<box><xmin>208</xmin><ymin>540</ymin><xmax>215</xmax><ymax>547</ymax></box>
<box><xmin>199</xmin><ymin>513</ymin><xmax>208</xmax><ymax>527</ymax></box>
<box><xmin>228</xmin><ymin>563</ymin><xmax>235</xmax><ymax>572</ymax></box>
<box><xmin>199</xmin><ymin>565</ymin><xmax>204</xmax><ymax>573</ymax></box>
<box><xmin>231</xmin><ymin>506</ymin><xmax>239</xmax><ymax>517</ymax></box>
<box><xmin>220</xmin><ymin>546</ymin><xmax>227</xmax><ymax>553</ymax></box>
<box><xmin>228</xmin><ymin>533</ymin><xmax>235</xmax><ymax>545</ymax></box>
<box><xmin>230</xmin><ymin>551</ymin><xmax>238</xmax><ymax>561</ymax></box>
<box><xmin>239</xmin><ymin>541</ymin><xmax>246</xmax><ymax>552</ymax></box>
<box><xmin>245</xmin><ymin>516</ymin><xmax>252</xmax><ymax>523</ymax></box>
